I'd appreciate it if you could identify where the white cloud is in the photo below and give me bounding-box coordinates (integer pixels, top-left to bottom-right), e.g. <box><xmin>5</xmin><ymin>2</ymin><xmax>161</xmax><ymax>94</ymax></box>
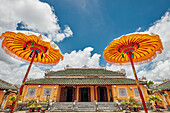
<box><xmin>0</xmin><ymin>46</ymin><xmax>101</xmax><ymax>84</ymax></box>
<box><xmin>0</xmin><ymin>0</ymin><xmax>73</xmax><ymax>42</ymax></box>
<box><xmin>137</xmin><ymin>12</ymin><xmax>170</xmax><ymax>83</ymax></box>
<box><xmin>0</xmin><ymin>60</ymin><xmax>44</xmax><ymax>85</ymax></box>
<box><xmin>52</xmin><ymin>47</ymin><xmax>101</xmax><ymax>70</ymax></box>
<box><xmin>136</xmin><ymin>27</ymin><xmax>142</xmax><ymax>32</ymax></box>
<box><xmin>106</xmin><ymin>12</ymin><xmax>170</xmax><ymax>83</ymax></box>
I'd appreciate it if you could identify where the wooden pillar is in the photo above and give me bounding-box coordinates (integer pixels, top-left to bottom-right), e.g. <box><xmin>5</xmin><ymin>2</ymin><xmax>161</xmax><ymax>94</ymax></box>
<box><xmin>106</xmin><ymin>86</ymin><xmax>110</xmax><ymax>102</ymax></box>
<box><xmin>111</xmin><ymin>85</ymin><xmax>118</xmax><ymax>102</ymax></box>
<box><xmin>36</xmin><ymin>85</ymin><xmax>42</xmax><ymax>102</ymax></box>
<box><xmin>94</xmin><ymin>86</ymin><xmax>96</xmax><ymax>101</ymax></box>
<box><xmin>127</xmin><ymin>86</ymin><xmax>133</xmax><ymax>98</ymax></box>
<box><xmin>143</xmin><ymin>86</ymin><xmax>149</xmax><ymax>102</ymax></box>
<box><xmin>74</xmin><ymin>86</ymin><xmax>77</xmax><ymax>102</ymax></box>
<box><xmin>53</xmin><ymin>85</ymin><xmax>59</xmax><ymax>102</ymax></box>
<box><xmin>21</xmin><ymin>85</ymin><xmax>28</xmax><ymax>102</ymax></box>
<box><xmin>96</xmin><ymin>86</ymin><xmax>98</xmax><ymax>101</ymax></box>
<box><xmin>56</xmin><ymin>86</ymin><xmax>61</xmax><ymax>102</ymax></box>
<box><xmin>90</xmin><ymin>86</ymin><xmax>94</xmax><ymax>102</ymax></box>
<box><xmin>77</xmin><ymin>87</ymin><xmax>80</xmax><ymax>102</ymax></box>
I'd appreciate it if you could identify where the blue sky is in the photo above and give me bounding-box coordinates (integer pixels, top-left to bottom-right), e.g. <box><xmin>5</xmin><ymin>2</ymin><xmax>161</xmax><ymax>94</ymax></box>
<box><xmin>40</xmin><ymin>0</ymin><xmax>170</xmax><ymax>65</ymax></box>
<box><xmin>0</xmin><ymin>0</ymin><xmax>170</xmax><ymax>84</ymax></box>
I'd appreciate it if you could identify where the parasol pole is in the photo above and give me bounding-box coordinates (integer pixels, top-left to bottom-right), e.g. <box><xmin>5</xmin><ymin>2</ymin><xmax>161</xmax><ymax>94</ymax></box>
<box><xmin>10</xmin><ymin>51</ymin><xmax>36</xmax><ymax>113</ymax></box>
<box><xmin>127</xmin><ymin>52</ymin><xmax>148</xmax><ymax>113</ymax></box>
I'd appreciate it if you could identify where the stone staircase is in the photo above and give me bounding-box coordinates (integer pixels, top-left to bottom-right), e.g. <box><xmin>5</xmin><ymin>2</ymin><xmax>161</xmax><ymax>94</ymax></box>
<box><xmin>50</xmin><ymin>102</ymin><xmax>122</xmax><ymax>112</ymax></box>
<box><xmin>74</xmin><ymin>102</ymin><xmax>96</xmax><ymax>112</ymax></box>
<box><xmin>97</xmin><ymin>102</ymin><xmax>121</xmax><ymax>112</ymax></box>
<box><xmin>50</xmin><ymin>102</ymin><xmax>74</xmax><ymax>112</ymax></box>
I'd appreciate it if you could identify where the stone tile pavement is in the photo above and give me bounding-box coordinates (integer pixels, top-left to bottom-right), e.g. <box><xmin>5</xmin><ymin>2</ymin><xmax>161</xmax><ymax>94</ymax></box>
<box><xmin>1</xmin><ymin>111</ymin><xmax>170</xmax><ymax>113</ymax></box>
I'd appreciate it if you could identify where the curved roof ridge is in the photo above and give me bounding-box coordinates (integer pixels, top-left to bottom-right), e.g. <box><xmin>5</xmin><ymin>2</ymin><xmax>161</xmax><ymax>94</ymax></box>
<box><xmin>46</xmin><ymin>68</ymin><xmax>125</xmax><ymax>76</ymax></box>
<box><xmin>154</xmin><ymin>80</ymin><xmax>170</xmax><ymax>90</ymax></box>
<box><xmin>0</xmin><ymin>79</ymin><xmax>18</xmax><ymax>90</ymax></box>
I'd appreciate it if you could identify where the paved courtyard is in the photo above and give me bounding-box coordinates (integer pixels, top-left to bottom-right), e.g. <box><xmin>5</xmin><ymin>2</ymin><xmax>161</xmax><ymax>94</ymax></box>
<box><xmin>0</xmin><ymin>111</ymin><xmax>170</xmax><ymax>113</ymax></box>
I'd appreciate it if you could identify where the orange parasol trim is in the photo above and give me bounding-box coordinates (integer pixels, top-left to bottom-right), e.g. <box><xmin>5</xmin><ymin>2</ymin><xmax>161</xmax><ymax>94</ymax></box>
<box><xmin>0</xmin><ymin>31</ymin><xmax>63</xmax><ymax>66</ymax></box>
<box><xmin>103</xmin><ymin>33</ymin><xmax>163</xmax><ymax>65</ymax></box>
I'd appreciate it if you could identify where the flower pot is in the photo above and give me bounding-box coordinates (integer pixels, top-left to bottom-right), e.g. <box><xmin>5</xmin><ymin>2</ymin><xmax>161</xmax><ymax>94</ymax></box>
<box><xmin>154</xmin><ymin>105</ymin><xmax>159</xmax><ymax>108</ymax></box>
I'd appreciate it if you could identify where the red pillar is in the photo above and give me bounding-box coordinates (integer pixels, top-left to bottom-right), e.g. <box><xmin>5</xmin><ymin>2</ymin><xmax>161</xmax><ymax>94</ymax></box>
<box><xmin>94</xmin><ymin>86</ymin><xmax>96</xmax><ymax>101</ymax></box>
<box><xmin>74</xmin><ymin>86</ymin><xmax>77</xmax><ymax>102</ymax></box>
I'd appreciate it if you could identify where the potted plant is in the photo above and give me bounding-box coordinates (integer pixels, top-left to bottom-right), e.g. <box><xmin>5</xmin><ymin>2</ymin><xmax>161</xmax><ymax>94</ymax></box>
<box><xmin>8</xmin><ymin>95</ymin><xmax>22</xmax><ymax>109</ymax></box>
<box><xmin>149</xmin><ymin>95</ymin><xmax>162</xmax><ymax>111</ymax></box>
<box><xmin>27</xmin><ymin>98</ymin><xmax>42</xmax><ymax>112</ymax></box>
<box><xmin>123</xmin><ymin>98</ymin><xmax>140</xmax><ymax>112</ymax></box>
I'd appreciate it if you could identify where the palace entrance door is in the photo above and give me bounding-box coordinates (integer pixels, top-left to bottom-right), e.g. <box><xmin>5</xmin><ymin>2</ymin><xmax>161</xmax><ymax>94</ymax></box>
<box><xmin>66</xmin><ymin>87</ymin><xmax>73</xmax><ymax>102</ymax></box>
<box><xmin>60</xmin><ymin>87</ymin><xmax>74</xmax><ymax>102</ymax></box>
<box><xmin>79</xmin><ymin>88</ymin><xmax>90</xmax><ymax>102</ymax></box>
<box><xmin>97</xmin><ymin>87</ymin><xmax>108</xmax><ymax>102</ymax></box>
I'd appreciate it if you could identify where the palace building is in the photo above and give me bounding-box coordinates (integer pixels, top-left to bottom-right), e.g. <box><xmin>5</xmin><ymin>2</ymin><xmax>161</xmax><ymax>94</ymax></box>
<box><xmin>0</xmin><ymin>79</ymin><xmax>18</xmax><ymax>109</ymax></box>
<box><xmin>21</xmin><ymin>66</ymin><xmax>149</xmax><ymax>104</ymax></box>
<box><xmin>153</xmin><ymin>80</ymin><xmax>170</xmax><ymax>109</ymax></box>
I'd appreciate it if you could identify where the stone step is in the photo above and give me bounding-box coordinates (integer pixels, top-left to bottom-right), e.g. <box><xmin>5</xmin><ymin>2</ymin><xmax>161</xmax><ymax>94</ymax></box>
<box><xmin>49</xmin><ymin>102</ymin><xmax>122</xmax><ymax>112</ymax></box>
<box><xmin>74</xmin><ymin>102</ymin><xmax>96</xmax><ymax>112</ymax></box>
<box><xmin>50</xmin><ymin>102</ymin><xmax>73</xmax><ymax>112</ymax></box>
<box><xmin>97</xmin><ymin>102</ymin><xmax>121</xmax><ymax>112</ymax></box>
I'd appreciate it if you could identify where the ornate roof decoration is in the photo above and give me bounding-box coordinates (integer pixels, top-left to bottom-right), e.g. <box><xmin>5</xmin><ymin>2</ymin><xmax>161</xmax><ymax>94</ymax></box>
<box><xmin>25</xmin><ymin>78</ymin><xmax>146</xmax><ymax>85</ymax></box>
<box><xmin>0</xmin><ymin>79</ymin><xmax>18</xmax><ymax>90</ymax></box>
<box><xmin>45</xmin><ymin>67</ymin><xmax>126</xmax><ymax>76</ymax></box>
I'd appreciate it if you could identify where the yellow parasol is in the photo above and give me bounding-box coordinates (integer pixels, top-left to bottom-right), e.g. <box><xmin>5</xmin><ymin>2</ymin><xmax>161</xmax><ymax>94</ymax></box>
<box><xmin>103</xmin><ymin>33</ymin><xmax>163</xmax><ymax>113</ymax></box>
<box><xmin>0</xmin><ymin>31</ymin><xmax>63</xmax><ymax>113</ymax></box>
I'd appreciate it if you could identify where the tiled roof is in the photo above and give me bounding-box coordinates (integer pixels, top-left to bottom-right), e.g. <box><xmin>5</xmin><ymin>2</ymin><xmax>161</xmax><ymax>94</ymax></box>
<box><xmin>25</xmin><ymin>78</ymin><xmax>146</xmax><ymax>85</ymax></box>
<box><xmin>46</xmin><ymin>68</ymin><xmax>125</xmax><ymax>76</ymax></box>
<box><xmin>0</xmin><ymin>79</ymin><xmax>18</xmax><ymax>90</ymax></box>
<box><xmin>154</xmin><ymin>80</ymin><xmax>170</xmax><ymax>91</ymax></box>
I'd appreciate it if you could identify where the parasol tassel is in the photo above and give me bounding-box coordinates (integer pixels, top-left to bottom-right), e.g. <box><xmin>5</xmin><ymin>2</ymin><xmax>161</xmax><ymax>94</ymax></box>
<box><xmin>23</xmin><ymin>42</ymin><xmax>27</xmax><ymax>50</ymax></box>
<box><xmin>41</xmin><ymin>54</ymin><xmax>43</xmax><ymax>59</ymax></box>
<box><xmin>29</xmin><ymin>51</ymin><xmax>33</xmax><ymax>58</ymax></box>
<box><xmin>35</xmin><ymin>51</ymin><xmax>38</xmax><ymax>58</ymax></box>
<box><xmin>23</xmin><ymin>42</ymin><xmax>27</xmax><ymax>48</ymax></box>
<box><xmin>131</xmin><ymin>52</ymin><xmax>134</xmax><ymax>58</ymax></box>
<box><xmin>23</xmin><ymin>46</ymin><xmax>27</xmax><ymax>50</ymax></box>
<box><xmin>122</xmin><ymin>54</ymin><xmax>124</xmax><ymax>58</ymax></box>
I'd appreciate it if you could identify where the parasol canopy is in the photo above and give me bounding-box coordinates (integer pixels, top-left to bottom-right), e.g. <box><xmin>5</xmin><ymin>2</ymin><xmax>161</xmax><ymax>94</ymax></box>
<box><xmin>103</xmin><ymin>33</ymin><xmax>163</xmax><ymax>65</ymax></box>
<box><xmin>0</xmin><ymin>30</ymin><xmax>64</xmax><ymax>113</ymax></box>
<box><xmin>0</xmin><ymin>31</ymin><xmax>63</xmax><ymax>66</ymax></box>
<box><xmin>103</xmin><ymin>32</ymin><xmax>163</xmax><ymax>113</ymax></box>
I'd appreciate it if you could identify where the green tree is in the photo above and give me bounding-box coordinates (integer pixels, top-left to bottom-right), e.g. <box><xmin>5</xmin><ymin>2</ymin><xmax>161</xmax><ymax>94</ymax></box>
<box><xmin>163</xmin><ymin>79</ymin><xmax>170</xmax><ymax>82</ymax></box>
<box><xmin>147</xmin><ymin>80</ymin><xmax>154</xmax><ymax>88</ymax></box>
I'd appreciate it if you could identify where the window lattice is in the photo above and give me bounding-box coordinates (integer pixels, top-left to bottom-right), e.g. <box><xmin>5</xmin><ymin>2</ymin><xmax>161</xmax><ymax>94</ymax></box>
<box><xmin>26</xmin><ymin>87</ymin><xmax>37</xmax><ymax>97</ymax></box>
<box><xmin>118</xmin><ymin>88</ymin><xmax>127</xmax><ymax>97</ymax></box>
<box><xmin>134</xmin><ymin>88</ymin><xmax>143</xmax><ymax>97</ymax></box>
<box><xmin>43</xmin><ymin>87</ymin><xmax>52</xmax><ymax>96</ymax></box>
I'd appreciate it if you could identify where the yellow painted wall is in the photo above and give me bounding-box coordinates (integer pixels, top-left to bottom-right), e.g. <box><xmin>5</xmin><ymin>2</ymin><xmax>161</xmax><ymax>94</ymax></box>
<box><xmin>154</xmin><ymin>92</ymin><xmax>167</xmax><ymax>109</ymax></box>
<box><xmin>3</xmin><ymin>93</ymin><xmax>17</xmax><ymax>109</ymax></box>
<box><xmin>0</xmin><ymin>90</ymin><xmax>6</xmax><ymax>107</ymax></box>
<box><xmin>22</xmin><ymin>84</ymin><xmax>149</xmax><ymax>103</ymax></box>
<box><xmin>111</xmin><ymin>84</ymin><xmax>149</xmax><ymax>102</ymax></box>
<box><xmin>0</xmin><ymin>90</ymin><xmax>17</xmax><ymax>110</ymax></box>
<box><xmin>164</xmin><ymin>91</ymin><xmax>170</xmax><ymax>105</ymax></box>
<box><xmin>22</xmin><ymin>84</ymin><xmax>59</xmax><ymax>102</ymax></box>
<box><xmin>153</xmin><ymin>90</ymin><xmax>170</xmax><ymax>109</ymax></box>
